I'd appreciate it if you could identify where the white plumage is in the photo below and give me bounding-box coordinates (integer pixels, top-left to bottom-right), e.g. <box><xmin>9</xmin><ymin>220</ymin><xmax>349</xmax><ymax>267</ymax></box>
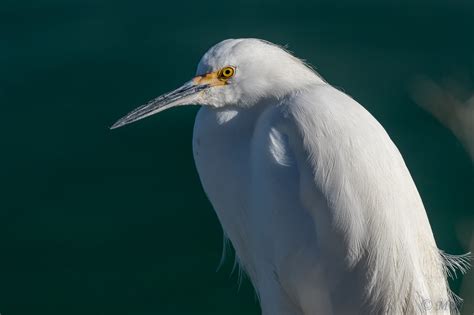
<box><xmin>111</xmin><ymin>38</ymin><xmax>470</xmax><ymax>314</ymax></box>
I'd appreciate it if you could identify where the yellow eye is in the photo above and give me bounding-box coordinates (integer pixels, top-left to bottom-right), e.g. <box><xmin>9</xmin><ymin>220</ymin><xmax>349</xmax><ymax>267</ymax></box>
<box><xmin>218</xmin><ymin>66</ymin><xmax>235</xmax><ymax>80</ymax></box>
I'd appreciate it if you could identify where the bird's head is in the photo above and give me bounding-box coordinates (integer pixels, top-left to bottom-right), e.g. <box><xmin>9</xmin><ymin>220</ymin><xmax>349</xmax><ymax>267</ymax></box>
<box><xmin>111</xmin><ymin>38</ymin><xmax>323</xmax><ymax>129</ymax></box>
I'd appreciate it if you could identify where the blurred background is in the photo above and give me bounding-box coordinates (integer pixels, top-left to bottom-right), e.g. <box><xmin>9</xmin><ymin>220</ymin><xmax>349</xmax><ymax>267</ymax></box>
<box><xmin>1</xmin><ymin>0</ymin><xmax>473</xmax><ymax>314</ymax></box>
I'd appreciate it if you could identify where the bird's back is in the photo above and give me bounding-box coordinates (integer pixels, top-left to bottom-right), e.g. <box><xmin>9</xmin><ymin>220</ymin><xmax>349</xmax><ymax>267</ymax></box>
<box><xmin>284</xmin><ymin>85</ymin><xmax>453</xmax><ymax>314</ymax></box>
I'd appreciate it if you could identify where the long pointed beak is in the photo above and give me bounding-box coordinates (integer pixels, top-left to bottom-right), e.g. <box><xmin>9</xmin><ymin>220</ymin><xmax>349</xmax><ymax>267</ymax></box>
<box><xmin>110</xmin><ymin>80</ymin><xmax>210</xmax><ymax>130</ymax></box>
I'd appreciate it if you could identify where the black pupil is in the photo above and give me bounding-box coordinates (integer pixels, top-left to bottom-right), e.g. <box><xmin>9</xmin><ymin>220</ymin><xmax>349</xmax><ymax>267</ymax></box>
<box><xmin>224</xmin><ymin>69</ymin><xmax>231</xmax><ymax>76</ymax></box>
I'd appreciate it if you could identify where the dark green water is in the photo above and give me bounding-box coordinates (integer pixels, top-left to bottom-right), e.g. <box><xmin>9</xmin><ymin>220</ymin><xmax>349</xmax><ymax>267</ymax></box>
<box><xmin>1</xmin><ymin>0</ymin><xmax>473</xmax><ymax>314</ymax></box>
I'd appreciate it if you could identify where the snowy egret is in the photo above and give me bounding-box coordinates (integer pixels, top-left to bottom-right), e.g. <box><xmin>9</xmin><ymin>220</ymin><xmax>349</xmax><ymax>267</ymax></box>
<box><xmin>111</xmin><ymin>39</ymin><xmax>470</xmax><ymax>314</ymax></box>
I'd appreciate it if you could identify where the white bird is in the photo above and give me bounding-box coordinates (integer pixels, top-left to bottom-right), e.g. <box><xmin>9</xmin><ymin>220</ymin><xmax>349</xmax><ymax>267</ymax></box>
<box><xmin>111</xmin><ymin>39</ymin><xmax>470</xmax><ymax>314</ymax></box>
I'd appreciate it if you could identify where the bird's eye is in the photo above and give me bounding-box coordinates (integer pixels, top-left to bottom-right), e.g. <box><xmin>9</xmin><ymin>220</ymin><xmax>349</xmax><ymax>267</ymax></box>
<box><xmin>218</xmin><ymin>66</ymin><xmax>235</xmax><ymax>80</ymax></box>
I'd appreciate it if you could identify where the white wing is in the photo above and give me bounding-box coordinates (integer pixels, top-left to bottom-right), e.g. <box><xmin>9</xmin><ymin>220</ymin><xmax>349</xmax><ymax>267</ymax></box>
<box><xmin>281</xmin><ymin>84</ymin><xmax>451</xmax><ymax>314</ymax></box>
